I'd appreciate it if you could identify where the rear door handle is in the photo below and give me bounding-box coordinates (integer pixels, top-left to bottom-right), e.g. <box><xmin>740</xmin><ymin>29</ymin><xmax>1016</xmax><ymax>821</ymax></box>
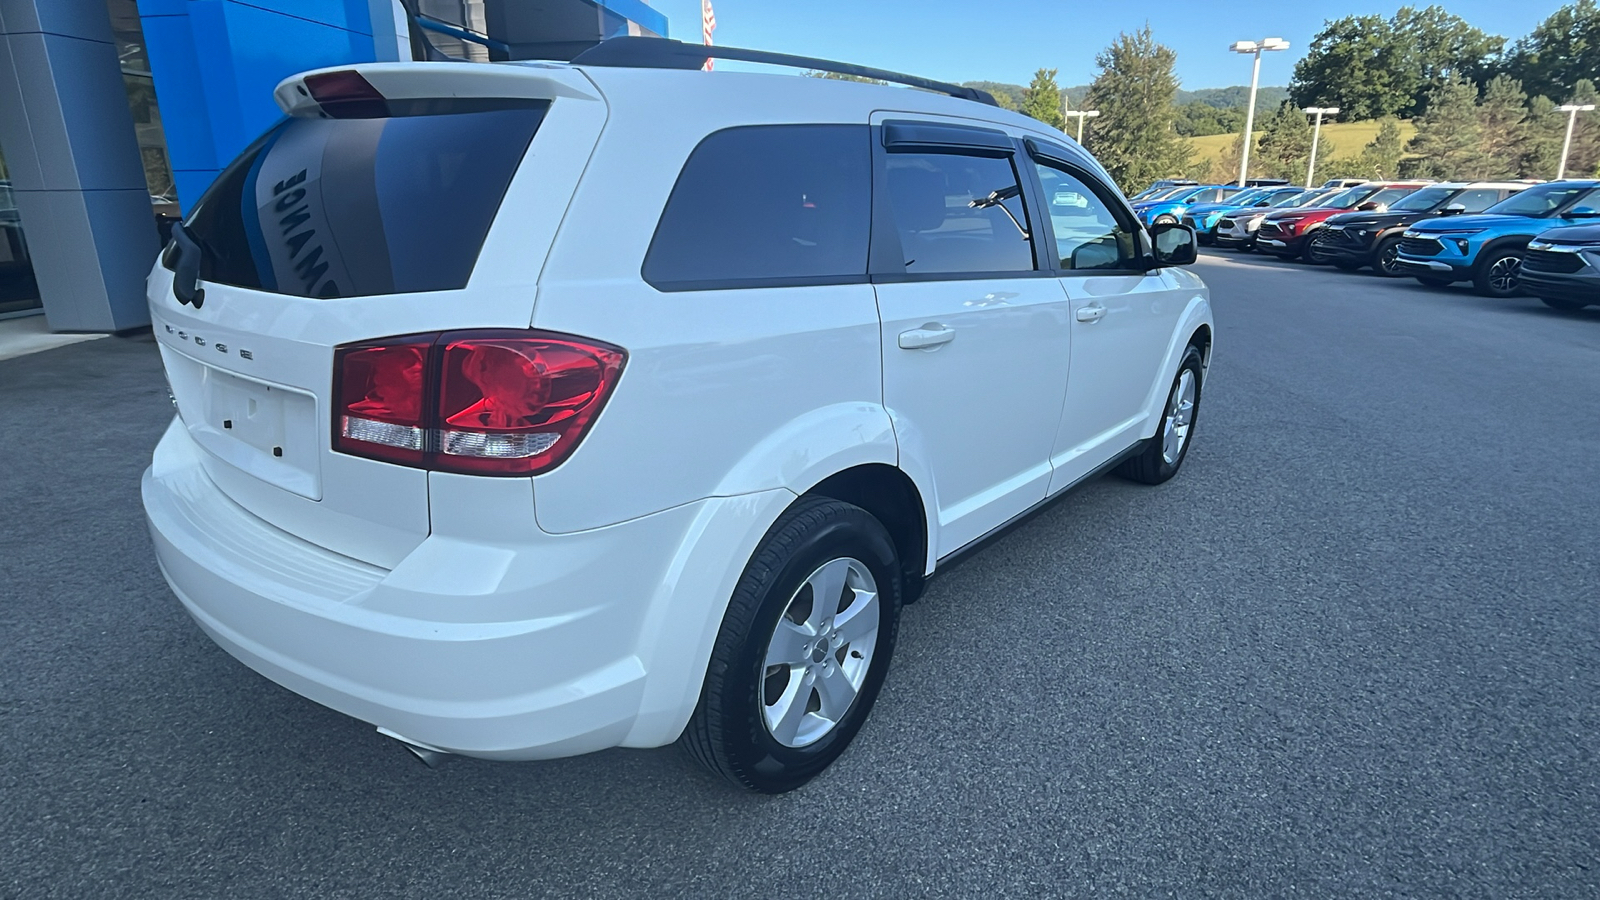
<box><xmin>1075</xmin><ymin>303</ymin><xmax>1106</xmax><ymax>323</ymax></box>
<box><xmin>898</xmin><ymin>324</ymin><xmax>956</xmax><ymax>350</ymax></box>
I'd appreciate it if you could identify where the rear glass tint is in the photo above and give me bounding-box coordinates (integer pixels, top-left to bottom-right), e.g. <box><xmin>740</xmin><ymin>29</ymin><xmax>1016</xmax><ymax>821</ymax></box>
<box><xmin>177</xmin><ymin>102</ymin><xmax>547</xmax><ymax>297</ymax></box>
<box><xmin>643</xmin><ymin>125</ymin><xmax>871</xmax><ymax>291</ymax></box>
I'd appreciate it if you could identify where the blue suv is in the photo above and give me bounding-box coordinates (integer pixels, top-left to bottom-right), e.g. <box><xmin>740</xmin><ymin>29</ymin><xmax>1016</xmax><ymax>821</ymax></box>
<box><xmin>1395</xmin><ymin>181</ymin><xmax>1600</xmax><ymax>297</ymax></box>
<box><xmin>1132</xmin><ymin>184</ymin><xmax>1244</xmax><ymax>229</ymax></box>
<box><xmin>1182</xmin><ymin>186</ymin><xmax>1306</xmax><ymax>244</ymax></box>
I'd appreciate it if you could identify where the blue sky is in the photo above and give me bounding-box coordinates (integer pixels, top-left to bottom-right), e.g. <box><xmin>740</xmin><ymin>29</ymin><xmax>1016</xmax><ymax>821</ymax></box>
<box><xmin>647</xmin><ymin>1</ymin><xmax>1574</xmax><ymax>89</ymax></box>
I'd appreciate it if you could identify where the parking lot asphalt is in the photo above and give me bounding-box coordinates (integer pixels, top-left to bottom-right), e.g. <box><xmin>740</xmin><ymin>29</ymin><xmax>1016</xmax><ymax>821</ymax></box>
<box><xmin>3</xmin><ymin>252</ymin><xmax>1598</xmax><ymax>899</ymax></box>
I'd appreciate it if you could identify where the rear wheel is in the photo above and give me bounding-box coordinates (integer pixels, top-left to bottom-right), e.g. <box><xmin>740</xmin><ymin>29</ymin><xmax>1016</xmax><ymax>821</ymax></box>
<box><xmin>1117</xmin><ymin>345</ymin><xmax>1203</xmax><ymax>485</ymax></box>
<box><xmin>1374</xmin><ymin>236</ymin><xmax>1405</xmax><ymax>277</ymax></box>
<box><xmin>1473</xmin><ymin>248</ymin><xmax>1525</xmax><ymax>298</ymax></box>
<box><xmin>1540</xmin><ymin>296</ymin><xmax>1593</xmax><ymax>311</ymax></box>
<box><xmin>683</xmin><ymin>497</ymin><xmax>902</xmax><ymax>793</ymax></box>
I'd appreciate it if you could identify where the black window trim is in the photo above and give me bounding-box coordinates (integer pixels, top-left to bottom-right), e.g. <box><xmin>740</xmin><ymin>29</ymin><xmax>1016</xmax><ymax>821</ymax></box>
<box><xmin>868</xmin><ymin>123</ymin><xmax>1053</xmax><ymax>283</ymax></box>
<box><xmin>1024</xmin><ymin>138</ymin><xmax>1153</xmax><ymax>276</ymax></box>
<box><xmin>641</xmin><ymin>123</ymin><xmax>876</xmax><ymax>294</ymax></box>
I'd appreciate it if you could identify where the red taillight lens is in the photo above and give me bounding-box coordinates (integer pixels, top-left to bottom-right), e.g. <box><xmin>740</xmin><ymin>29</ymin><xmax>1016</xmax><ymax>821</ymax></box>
<box><xmin>332</xmin><ymin>330</ymin><xmax>625</xmax><ymax>476</ymax></box>
<box><xmin>333</xmin><ymin>337</ymin><xmax>432</xmax><ymax>466</ymax></box>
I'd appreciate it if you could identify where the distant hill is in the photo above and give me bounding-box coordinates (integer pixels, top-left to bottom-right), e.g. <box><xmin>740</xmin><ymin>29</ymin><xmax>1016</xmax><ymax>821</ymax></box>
<box><xmin>963</xmin><ymin>81</ymin><xmax>1290</xmax><ymax>112</ymax></box>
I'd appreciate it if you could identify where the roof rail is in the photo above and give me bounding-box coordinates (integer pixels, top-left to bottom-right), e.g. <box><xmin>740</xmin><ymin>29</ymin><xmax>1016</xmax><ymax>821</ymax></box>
<box><xmin>569</xmin><ymin>37</ymin><xmax>998</xmax><ymax>107</ymax></box>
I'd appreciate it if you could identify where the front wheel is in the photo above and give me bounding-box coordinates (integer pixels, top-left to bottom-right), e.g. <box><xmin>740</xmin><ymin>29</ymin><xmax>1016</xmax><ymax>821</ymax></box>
<box><xmin>1473</xmin><ymin>249</ymin><xmax>1525</xmax><ymax>298</ymax></box>
<box><xmin>1303</xmin><ymin>234</ymin><xmax>1333</xmax><ymax>264</ymax></box>
<box><xmin>1117</xmin><ymin>345</ymin><xmax>1204</xmax><ymax>485</ymax></box>
<box><xmin>1374</xmin><ymin>236</ymin><xmax>1406</xmax><ymax>277</ymax></box>
<box><xmin>682</xmin><ymin>497</ymin><xmax>902</xmax><ymax>793</ymax></box>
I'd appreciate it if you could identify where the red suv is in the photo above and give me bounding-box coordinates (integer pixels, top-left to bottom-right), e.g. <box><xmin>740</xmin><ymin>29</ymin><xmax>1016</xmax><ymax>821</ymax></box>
<box><xmin>1257</xmin><ymin>182</ymin><xmax>1432</xmax><ymax>261</ymax></box>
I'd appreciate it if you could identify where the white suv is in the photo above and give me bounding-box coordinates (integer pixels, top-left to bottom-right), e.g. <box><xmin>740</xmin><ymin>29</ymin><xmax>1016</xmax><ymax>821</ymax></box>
<box><xmin>142</xmin><ymin>38</ymin><xmax>1213</xmax><ymax>793</ymax></box>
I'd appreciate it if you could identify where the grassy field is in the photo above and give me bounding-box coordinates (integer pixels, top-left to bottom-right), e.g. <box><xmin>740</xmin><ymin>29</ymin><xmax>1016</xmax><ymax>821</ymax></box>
<box><xmin>1185</xmin><ymin>120</ymin><xmax>1417</xmax><ymax>161</ymax></box>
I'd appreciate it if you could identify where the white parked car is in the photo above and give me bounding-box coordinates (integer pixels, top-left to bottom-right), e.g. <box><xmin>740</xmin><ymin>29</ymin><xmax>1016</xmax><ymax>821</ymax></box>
<box><xmin>142</xmin><ymin>38</ymin><xmax>1213</xmax><ymax>793</ymax></box>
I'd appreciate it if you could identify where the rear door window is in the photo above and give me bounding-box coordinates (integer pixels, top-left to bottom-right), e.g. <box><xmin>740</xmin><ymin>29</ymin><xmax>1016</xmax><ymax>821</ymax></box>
<box><xmin>178</xmin><ymin>101</ymin><xmax>548</xmax><ymax>298</ymax></box>
<box><xmin>642</xmin><ymin>125</ymin><xmax>872</xmax><ymax>291</ymax></box>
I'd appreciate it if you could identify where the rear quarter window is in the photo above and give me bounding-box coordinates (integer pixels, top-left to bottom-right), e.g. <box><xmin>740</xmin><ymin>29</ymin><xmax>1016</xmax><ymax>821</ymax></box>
<box><xmin>642</xmin><ymin>125</ymin><xmax>872</xmax><ymax>291</ymax></box>
<box><xmin>177</xmin><ymin>101</ymin><xmax>548</xmax><ymax>298</ymax></box>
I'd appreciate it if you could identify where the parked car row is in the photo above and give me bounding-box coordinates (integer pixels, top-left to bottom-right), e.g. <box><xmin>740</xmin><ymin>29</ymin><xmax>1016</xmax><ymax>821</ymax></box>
<box><xmin>1165</xmin><ymin>174</ymin><xmax>1600</xmax><ymax>310</ymax></box>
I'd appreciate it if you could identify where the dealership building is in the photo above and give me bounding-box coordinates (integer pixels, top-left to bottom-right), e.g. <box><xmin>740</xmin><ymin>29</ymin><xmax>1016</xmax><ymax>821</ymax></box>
<box><xmin>0</xmin><ymin>0</ymin><xmax>666</xmax><ymax>331</ymax></box>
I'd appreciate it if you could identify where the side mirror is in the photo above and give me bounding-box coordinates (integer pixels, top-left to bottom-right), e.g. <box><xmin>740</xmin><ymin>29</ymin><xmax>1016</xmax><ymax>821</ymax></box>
<box><xmin>1438</xmin><ymin>203</ymin><xmax>1467</xmax><ymax>216</ymax></box>
<box><xmin>1357</xmin><ymin>201</ymin><xmax>1385</xmax><ymax>212</ymax></box>
<box><xmin>1149</xmin><ymin>222</ymin><xmax>1197</xmax><ymax>267</ymax></box>
<box><xmin>1568</xmin><ymin>206</ymin><xmax>1600</xmax><ymax>218</ymax></box>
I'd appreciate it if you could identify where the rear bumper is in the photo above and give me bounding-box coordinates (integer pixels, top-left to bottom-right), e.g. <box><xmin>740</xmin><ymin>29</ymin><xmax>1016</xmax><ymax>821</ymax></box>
<box><xmin>143</xmin><ymin>419</ymin><xmax>789</xmax><ymax>760</ymax></box>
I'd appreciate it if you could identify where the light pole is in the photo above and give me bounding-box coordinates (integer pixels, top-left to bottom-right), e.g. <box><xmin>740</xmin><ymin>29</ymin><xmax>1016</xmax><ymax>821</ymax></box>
<box><xmin>1230</xmin><ymin>37</ymin><xmax>1290</xmax><ymax>187</ymax></box>
<box><xmin>1303</xmin><ymin>106</ymin><xmax>1339</xmax><ymax>188</ymax></box>
<box><xmin>1556</xmin><ymin>103</ymin><xmax>1596</xmax><ymax>180</ymax></box>
<box><xmin>1063</xmin><ymin>109</ymin><xmax>1100</xmax><ymax>144</ymax></box>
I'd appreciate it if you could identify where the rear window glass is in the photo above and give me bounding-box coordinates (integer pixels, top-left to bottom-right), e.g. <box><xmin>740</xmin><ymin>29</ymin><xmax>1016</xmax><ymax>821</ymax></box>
<box><xmin>643</xmin><ymin>125</ymin><xmax>871</xmax><ymax>291</ymax></box>
<box><xmin>177</xmin><ymin>102</ymin><xmax>547</xmax><ymax>297</ymax></box>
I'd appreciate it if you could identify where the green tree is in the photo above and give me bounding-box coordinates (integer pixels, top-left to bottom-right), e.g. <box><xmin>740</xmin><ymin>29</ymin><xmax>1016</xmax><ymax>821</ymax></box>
<box><xmin>1083</xmin><ymin>26</ymin><xmax>1191</xmax><ymax>190</ymax></box>
<box><xmin>1290</xmin><ymin>15</ymin><xmax>1407</xmax><ymax>120</ymax></box>
<box><xmin>1403</xmin><ymin>77</ymin><xmax>1482</xmax><ymax>178</ymax></box>
<box><xmin>1474</xmin><ymin>75</ymin><xmax>1530</xmax><ymax>179</ymax></box>
<box><xmin>1391</xmin><ymin>5</ymin><xmax>1505</xmax><ymax>108</ymax></box>
<box><xmin>1521</xmin><ymin>95</ymin><xmax>1569</xmax><ymax>178</ymax></box>
<box><xmin>1290</xmin><ymin>6</ymin><xmax>1504</xmax><ymax>120</ymax></box>
<box><xmin>1500</xmin><ymin>1</ymin><xmax>1600</xmax><ymax>104</ymax></box>
<box><xmin>1021</xmin><ymin>68</ymin><xmax>1066</xmax><ymax>129</ymax></box>
<box><xmin>1358</xmin><ymin>117</ymin><xmax>1406</xmax><ymax>178</ymax></box>
<box><xmin>1252</xmin><ymin>102</ymin><xmax>1335</xmax><ymax>182</ymax></box>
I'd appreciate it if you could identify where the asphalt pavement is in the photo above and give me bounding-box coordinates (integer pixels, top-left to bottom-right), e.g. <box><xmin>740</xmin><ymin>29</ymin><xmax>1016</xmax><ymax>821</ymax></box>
<box><xmin>3</xmin><ymin>252</ymin><xmax>1598</xmax><ymax>898</ymax></box>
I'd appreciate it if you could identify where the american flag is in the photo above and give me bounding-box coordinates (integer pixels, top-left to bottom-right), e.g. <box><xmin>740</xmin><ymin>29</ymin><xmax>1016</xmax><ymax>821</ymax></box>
<box><xmin>701</xmin><ymin>0</ymin><xmax>716</xmax><ymax>71</ymax></box>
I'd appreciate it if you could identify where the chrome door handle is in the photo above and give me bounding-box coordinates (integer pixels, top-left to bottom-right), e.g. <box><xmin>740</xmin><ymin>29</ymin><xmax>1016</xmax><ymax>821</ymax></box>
<box><xmin>1075</xmin><ymin>303</ymin><xmax>1106</xmax><ymax>323</ymax></box>
<box><xmin>898</xmin><ymin>324</ymin><xmax>956</xmax><ymax>350</ymax></box>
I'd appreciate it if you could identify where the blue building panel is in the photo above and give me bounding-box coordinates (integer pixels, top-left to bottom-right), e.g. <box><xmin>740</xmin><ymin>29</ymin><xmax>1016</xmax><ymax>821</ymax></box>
<box><xmin>137</xmin><ymin>0</ymin><xmax>382</xmax><ymax>212</ymax></box>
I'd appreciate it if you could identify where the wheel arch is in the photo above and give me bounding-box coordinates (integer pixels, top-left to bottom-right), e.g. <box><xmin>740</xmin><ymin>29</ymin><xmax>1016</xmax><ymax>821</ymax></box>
<box><xmin>800</xmin><ymin>464</ymin><xmax>930</xmax><ymax>604</ymax></box>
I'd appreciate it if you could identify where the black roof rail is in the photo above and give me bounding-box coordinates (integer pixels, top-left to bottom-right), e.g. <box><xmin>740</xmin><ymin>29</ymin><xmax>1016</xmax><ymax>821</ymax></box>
<box><xmin>568</xmin><ymin>37</ymin><xmax>998</xmax><ymax>107</ymax></box>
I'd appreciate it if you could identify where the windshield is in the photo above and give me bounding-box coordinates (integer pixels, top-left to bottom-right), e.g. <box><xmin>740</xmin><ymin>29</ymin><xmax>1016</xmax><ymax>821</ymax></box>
<box><xmin>1223</xmin><ymin>188</ymin><xmax>1271</xmax><ymax>206</ymax></box>
<box><xmin>1389</xmin><ymin>186</ymin><xmax>1455</xmax><ymax>212</ymax></box>
<box><xmin>1276</xmin><ymin>189</ymin><xmax>1328</xmax><ymax>207</ymax></box>
<box><xmin>1144</xmin><ymin>187</ymin><xmax>1192</xmax><ymax>201</ymax></box>
<box><xmin>1485</xmin><ymin>184</ymin><xmax>1600</xmax><ymax>217</ymax></box>
<box><xmin>1318</xmin><ymin>185</ymin><xmax>1384</xmax><ymax>209</ymax></box>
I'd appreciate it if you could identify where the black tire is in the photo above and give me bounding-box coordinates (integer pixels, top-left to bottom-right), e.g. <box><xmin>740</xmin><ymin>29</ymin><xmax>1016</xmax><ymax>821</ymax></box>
<box><xmin>1416</xmin><ymin>276</ymin><xmax>1454</xmax><ymax>288</ymax></box>
<box><xmin>682</xmin><ymin>497</ymin><xmax>902</xmax><ymax>793</ymax></box>
<box><xmin>1303</xmin><ymin>234</ymin><xmax>1332</xmax><ymax>264</ymax></box>
<box><xmin>1540</xmin><ymin>296</ymin><xmax>1593</xmax><ymax>311</ymax></box>
<box><xmin>1117</xmin><ymin>345</ymin><xmax>1204</xmax><ymax>485</ymax></box>
<box><xmin>1374</xmin><ymin>236</ymin><xmax>1406</xmax><ymax>277</ymax></box>
<box><xmin>1473</xmin><ymin>248</ymin><xmax>1525</xmax><ymax>298</ymax></box>
<box><xmin>1153</xmin><ymin>214</ymin><xmax>1178</xmax><ymax>226</ymax></box>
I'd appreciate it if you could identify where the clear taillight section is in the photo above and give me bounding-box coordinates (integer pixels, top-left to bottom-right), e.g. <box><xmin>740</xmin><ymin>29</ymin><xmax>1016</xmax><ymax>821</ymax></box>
<box><xmin>333</xmin><ymin>330</ymin><xmax>625</xmax><ymax>476</ymax></box>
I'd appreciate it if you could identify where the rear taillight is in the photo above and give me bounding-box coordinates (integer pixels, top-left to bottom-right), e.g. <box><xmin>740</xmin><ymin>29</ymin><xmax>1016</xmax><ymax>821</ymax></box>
<box><xmin>333</xmin><ymin>330</ymin><xmax>625</xmax><ymax>476</ymax></box>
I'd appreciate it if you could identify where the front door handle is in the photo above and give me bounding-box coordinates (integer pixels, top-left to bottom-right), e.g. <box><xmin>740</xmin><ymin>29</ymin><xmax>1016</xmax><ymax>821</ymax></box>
<box><xmin>1075</xmin><ymin>303</ymin><xmax>1106</xmax><ymax>323</ymax></box>
<box><xmin>898</xmin><ymin>324</ymin><xmax>956</xmax><ymax>350</ymax></box>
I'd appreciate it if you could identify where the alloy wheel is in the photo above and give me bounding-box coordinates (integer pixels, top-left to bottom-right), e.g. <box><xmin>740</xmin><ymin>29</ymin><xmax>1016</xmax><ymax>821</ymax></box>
<box><xmin>1488</xmin><ymin>255</ymin><xmax>1522</xmax><ymax>294</ymax></box>
<box><xmin>1378</xmin><ymin>241</ymin><xmax>1402</xmax><ymax>275</ymax></box>
<box><xmin>1162</xmin><ymin>369</ymin><xmax>1197</xmax><ymax>465</ymax></box>
<box><xmin>761</xmin><ymin>557</ymin><xmax>880</xmax><ymax>748</ymax></box>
